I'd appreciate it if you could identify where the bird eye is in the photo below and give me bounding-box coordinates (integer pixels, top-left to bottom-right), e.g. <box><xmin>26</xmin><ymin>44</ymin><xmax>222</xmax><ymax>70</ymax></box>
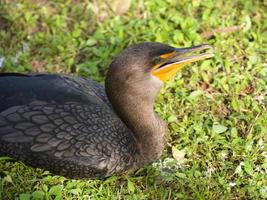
<box><xmin>153</xmin><ymin>57</ymin><xmax>164</xmax><ymax>65</ymax></box>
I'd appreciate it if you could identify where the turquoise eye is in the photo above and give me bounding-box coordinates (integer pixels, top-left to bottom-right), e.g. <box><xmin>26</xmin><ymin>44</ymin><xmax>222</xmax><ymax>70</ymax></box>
<box><xmin>153</xmin><ymin>57</ymin><xmax>163</xmax><ymax>65</ymax></box>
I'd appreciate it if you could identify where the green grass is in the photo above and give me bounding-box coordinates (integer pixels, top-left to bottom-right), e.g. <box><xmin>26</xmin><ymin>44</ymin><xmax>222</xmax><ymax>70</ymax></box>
<box><xmin>0</xmin><ymin>0</ymin><xmax>266</xmax><ymax>199</ymax></box>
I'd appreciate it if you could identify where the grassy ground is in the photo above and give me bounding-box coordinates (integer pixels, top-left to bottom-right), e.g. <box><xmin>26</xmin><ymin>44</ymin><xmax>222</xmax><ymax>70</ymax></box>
<box><xmin>0</xmin><ymin>0</ymin><xmax>266</xmax><ymax>199</ymax></box>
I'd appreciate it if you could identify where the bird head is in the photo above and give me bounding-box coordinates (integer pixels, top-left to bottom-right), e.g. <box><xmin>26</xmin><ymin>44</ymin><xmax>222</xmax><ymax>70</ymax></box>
<box><xmin>106</xmin><ymin>42</ymin><xmax>214</xmax><ymax>91</ymax></box>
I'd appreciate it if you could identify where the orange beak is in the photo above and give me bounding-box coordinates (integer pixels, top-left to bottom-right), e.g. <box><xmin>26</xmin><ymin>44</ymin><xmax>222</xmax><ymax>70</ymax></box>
<box><xmin>152</xmin><ymin>44</ymin><xmax>214</xmax><ymax>82</ymax></box>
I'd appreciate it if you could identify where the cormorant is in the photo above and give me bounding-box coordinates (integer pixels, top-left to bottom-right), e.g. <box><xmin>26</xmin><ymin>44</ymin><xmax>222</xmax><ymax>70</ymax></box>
<box><xmin>0</xmin><ymin>42</ymin><xmax>214</xmax><ymax>178</ymax></box>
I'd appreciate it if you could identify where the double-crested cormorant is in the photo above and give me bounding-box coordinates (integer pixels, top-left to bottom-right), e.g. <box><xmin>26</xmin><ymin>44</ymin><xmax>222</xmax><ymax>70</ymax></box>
<box><xmin>0</xmin><ymin>42</ymin><xmax>214</xmax><ymax>178</ymax></box>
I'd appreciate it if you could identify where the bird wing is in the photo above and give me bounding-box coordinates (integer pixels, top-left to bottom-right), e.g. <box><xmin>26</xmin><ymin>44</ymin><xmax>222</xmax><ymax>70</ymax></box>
<box><xmin>0</xmin><ymin>101</ymin><xmax>138</xmax><ymax>178</ymax></box>
<box><xmin>0</xmin><ymin>73</ymin><xmax>137</xmax><ymax>178</ymax></box>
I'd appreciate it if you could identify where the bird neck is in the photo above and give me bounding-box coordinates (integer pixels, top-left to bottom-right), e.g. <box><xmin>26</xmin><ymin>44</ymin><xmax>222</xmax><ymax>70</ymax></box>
<box><xmin>105</xmin><ymin>76</ymin><xmax>167</xmax><ymax>164</ymax></box>
<box><xmin>126</xmin><ymin>102</ymin><xmax>166</xmax><ymax>164</ymax></box>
